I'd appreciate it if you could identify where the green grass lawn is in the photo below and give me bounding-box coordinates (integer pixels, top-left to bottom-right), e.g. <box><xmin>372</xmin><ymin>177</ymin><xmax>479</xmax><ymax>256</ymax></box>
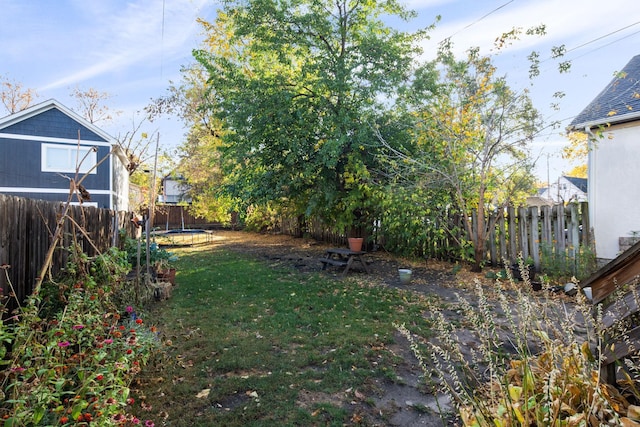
<box><xmin>132</xmin><ymin>244</ymin><xmax>439</xmax><ymax>426</ymax></box>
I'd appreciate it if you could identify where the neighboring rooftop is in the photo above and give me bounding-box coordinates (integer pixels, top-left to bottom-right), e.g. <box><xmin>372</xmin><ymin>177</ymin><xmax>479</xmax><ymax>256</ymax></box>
<box><xmin>569</xmin><ymin>54</ymin><xmax>640</xmax><ymax>129</ymax></box>
<box><xmin>564</xmin><ymin>176</ymin><xmax>587</xmax><ymax>193</ymax></box>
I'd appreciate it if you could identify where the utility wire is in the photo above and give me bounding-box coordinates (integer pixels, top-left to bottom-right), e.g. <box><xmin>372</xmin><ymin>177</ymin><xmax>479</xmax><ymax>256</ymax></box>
<box><xmin>539</xmin><ymin>20</ymin><xmax>640</xmax><ymax>65</ymax></box>
<box><xmin>161</xmin><ymin>0</ymin><xmax>166</xmax><ymax>78</ymax></box>
<box><xmin>566</xmin><ymin>28</ymin><xmax>640</xmax><ymax>62</ymax></box>
<box><xmin>440</xmin><ymin>0</ymin><xmax>515</xmax><ymax>42</ymax></box>
<box><xmin>565</xmin><ymin>20</ymin><xmax>640</xmax><ymax>55</ymax></box>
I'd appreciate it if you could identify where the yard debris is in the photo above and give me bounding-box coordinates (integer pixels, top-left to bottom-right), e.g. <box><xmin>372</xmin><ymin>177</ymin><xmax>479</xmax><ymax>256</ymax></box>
<box><xmin>196</xmin><ymin>389</ymin><xmax>211</xmax><ymax>399</ymax></box>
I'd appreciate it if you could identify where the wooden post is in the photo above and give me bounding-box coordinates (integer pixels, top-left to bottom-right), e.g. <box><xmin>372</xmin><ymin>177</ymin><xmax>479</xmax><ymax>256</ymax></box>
<box><xmin>489</xmin><ymin>211</ymin><xmax>497</xmax><ymax>266</ymax></box>
<box><xmin>568</xmin><ymin>204</ymin><xmax>579</xmax><ymax>257</ymax></box>
<box><xmin>518</xmin><ymin>206</ymin><xmax>529</xmax><ymax>261</ymax></box>
<box><xmin>554</xmin><ymin>204</ymin><xmax>566</xmax><ymax>254</ymax></box>
<box><xmin>530</xmin><ymin>206</ymin><xmax>540</xmax><ymax>271</ymax></box>
<box><xmin>498</xmin><ymin>212</ymin><xmax>507</xmax><ymax>263</ymax></box>
<box><xmin>508</xmin><ymin>206</ymin><xmax>517</xmax><ymax>263</ymax></box>
<box><xmin>580</xmin><ymin>201</ymin><xmax>591</xmax><ymax>247</ymax></box>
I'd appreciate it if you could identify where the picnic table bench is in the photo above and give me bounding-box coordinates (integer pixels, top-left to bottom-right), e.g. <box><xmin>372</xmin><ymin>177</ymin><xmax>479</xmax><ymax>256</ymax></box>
<box><xmin>320</xmin><ymin>248</ymin><xmax>370</xmax><ymax>277</ymax></box>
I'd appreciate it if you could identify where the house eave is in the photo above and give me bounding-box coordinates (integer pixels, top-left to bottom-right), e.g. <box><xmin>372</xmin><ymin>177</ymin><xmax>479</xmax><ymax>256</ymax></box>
<box><xmin>569</xmin><ymin>110</ymin><xmax>640</xmax><ymax>132</ymax></box>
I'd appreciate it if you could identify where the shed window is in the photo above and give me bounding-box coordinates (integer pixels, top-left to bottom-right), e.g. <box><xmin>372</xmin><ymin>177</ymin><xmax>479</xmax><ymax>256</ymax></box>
<box><xmin>42</xmin><ymin>144</ymin><xmax>97</xmax><ymax>174</ymax></box>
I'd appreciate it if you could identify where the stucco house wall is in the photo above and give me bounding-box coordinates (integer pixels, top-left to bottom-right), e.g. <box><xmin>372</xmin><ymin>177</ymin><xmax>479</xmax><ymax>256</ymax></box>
<box><xmin>588</xmin><ymin>122</ymin><xmax>640</xmax><ymax>259</ymax></box>
<box><xmin>569</xmin><ymin>54</ymin><xmax>640</xmax><ymax>261</ymax></box>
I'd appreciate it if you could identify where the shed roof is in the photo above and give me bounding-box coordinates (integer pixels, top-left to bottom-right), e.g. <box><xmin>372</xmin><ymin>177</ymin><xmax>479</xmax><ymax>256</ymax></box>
<box><xmin>569</xmin><ymin>54</ymin><xmax>640</xmax><ymax>130</ymax></box>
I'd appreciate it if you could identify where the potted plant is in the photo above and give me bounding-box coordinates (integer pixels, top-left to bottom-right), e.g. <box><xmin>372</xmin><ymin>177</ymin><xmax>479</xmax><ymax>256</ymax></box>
<box><xmin>343</xmin><ymin>208</ymin><xmax>367</xmax><ymax>252</ymax></box>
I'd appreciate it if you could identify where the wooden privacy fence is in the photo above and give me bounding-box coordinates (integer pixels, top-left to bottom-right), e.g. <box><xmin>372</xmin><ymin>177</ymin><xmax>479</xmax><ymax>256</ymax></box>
<box><xmin>0</xmin><ymin>194</ymin><xmax>137</xmax><ymax>312</ymax></box>
<box><xmin>483</xmin><ymin>202</ymin><xmax>590</xmax><ymax>270</ymax></box>
<box><xmin>277</xmin><ymin>202</ymin><xmax>590</xmax><ymax>272</ymax></box>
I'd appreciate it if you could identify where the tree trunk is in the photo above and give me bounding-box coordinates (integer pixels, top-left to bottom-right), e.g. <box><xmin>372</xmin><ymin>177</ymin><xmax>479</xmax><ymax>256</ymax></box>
<box><xmin>472</xmin><ymin>244</ymin><xmax>484</xmax><ymax>272</ymax></box>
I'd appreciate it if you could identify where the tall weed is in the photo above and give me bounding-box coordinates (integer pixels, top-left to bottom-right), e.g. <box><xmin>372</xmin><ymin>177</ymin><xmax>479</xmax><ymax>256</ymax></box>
<box><xmin>398</xmin><ymin>261</ymin><xmax>640</xmax><ymax>425</ymax></box>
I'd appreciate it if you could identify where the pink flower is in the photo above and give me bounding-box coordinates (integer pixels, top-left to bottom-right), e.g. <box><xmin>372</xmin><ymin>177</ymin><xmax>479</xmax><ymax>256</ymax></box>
<box><xmin>145</xmin><ymin>421</ymin><xmax>155</xmax><ymax>427</ymax></box>
<box><xmin>72</xmin><ymin>324</ymin><xmax>85</xmax><ymax>330</ymax></box>
<box><xmin>58</xmin><ymin>341</ymin><xmax>70</xmax><ymax>347</ymax></box>
<box><xmin>104</xmin><ymin>338</ymin><xmax>113</xmax><ymax>344</ymax></box>
<box><xmin>10</xmin><ymin>366</ymin><xmax>25</xmax><ymax>373</ymax></box>
<box><xmin>132</xmin><ymin>417</ymin><xmax>140</xmax><ymax>424</ymax></box>
<box><xmin>126</xmin><ymin>306</ymin><xmax>134</xmax><ymax>313</ymax></box>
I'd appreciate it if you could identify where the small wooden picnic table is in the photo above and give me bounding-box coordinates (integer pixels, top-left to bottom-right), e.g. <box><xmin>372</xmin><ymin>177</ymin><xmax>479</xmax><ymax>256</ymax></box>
<box><xmin>320</xmin><ymin>248</ymin><xmax>370</xmax><ymax>277</ymax></box>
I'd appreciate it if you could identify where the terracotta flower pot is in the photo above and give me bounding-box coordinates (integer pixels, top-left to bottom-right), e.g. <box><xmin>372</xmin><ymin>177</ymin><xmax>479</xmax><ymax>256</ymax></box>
<box><xmin>348</xmin><ymin>237</ymin><xmax>364</xmax><ymax>252</ymax></box>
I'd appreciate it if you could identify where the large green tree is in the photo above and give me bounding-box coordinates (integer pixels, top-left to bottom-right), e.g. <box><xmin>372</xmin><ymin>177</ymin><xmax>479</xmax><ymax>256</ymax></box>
<box><xmin>193</xmin><ymin>0</ymin><xmax>427</xmax><ymax>232</ymax></box>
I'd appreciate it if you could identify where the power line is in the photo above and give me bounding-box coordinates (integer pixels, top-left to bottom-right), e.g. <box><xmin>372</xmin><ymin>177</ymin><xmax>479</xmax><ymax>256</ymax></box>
<box><xmin>565</xmin><ymin>21</ymin><xmax>640</xmax><ymax>55</ymax></box>
<box><xmin>441</xmin><ymin>0</ymin><xmax>515</xmax><ymax>42</ymax></box>
<box><xmin>567</xmin><ymin>28</ymin><xmax>640</xmax><ymax>62</ymax></box>
<box><xmin>161</xmin><ymin>0</ymin><xmax>166</xmax><ymax>79</ymax></box>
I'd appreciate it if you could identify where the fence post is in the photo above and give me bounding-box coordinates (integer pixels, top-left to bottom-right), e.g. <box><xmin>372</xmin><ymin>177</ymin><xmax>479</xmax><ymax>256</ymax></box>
<box><xmin>541</xmin><ymin>205</ymin><xmax>552</xmax><ymax>249</ymax></box>
<box><xmin>530</xmin><ymin>206</ymin><xmax>540</xmax><ymax>271</ymax></box>
<box><xmin>580</xmin><ymin>201</ymin><xmax>591</xmax><ymax>247</ymax></box>
<box><xmin>554</xmin><ymin>204</ymin><xmax>566</xmax><ymax>255</ymax></box>
<box><xmin>567</xmin><ymin>204</ymin><xmax>579</xmax><ymax>258</ymax></box>
<box><xmin>488</xmin><ymin>211</ymin><xmax>497</xmax><ymax>266</ymax></box>
<box><xmin>518</xmin><ymin>206</ymin><xmax>529</xmax><ymax>261</ymax></box>
<box><xmin>498</xmin><ymin>212</ymin><xmax>507</xmax><ymax>263</ymax></box>
<box><xmin>508</xmin><ymin>206</ymin><xmax>517</xmax><ymax>263</ymax></box>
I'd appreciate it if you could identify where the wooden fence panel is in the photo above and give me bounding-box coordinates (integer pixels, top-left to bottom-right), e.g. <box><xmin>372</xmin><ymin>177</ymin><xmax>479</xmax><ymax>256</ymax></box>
<box><xmin>0</xmin><ymin>194</ymin><xmax>136</xmax><ymax>314</ymax></box>
<box><xmin>276</xmin><ymin>201</ymin><xmax>591</xmax><ymax>272</ymax></box>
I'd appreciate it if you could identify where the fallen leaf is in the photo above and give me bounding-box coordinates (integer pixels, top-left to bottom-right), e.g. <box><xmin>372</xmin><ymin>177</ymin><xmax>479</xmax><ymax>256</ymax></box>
<box><xmin>196</xmin><ymin>389</ymin><xmax>211</xmax><ymax>399</ymax></box>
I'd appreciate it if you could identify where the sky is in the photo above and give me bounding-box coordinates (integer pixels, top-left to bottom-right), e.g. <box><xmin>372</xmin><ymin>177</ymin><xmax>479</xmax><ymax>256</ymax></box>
<box><xmin>1</xmin><ymin>0</ymin><xmax>639</xmax><ymax>182</ymax></box>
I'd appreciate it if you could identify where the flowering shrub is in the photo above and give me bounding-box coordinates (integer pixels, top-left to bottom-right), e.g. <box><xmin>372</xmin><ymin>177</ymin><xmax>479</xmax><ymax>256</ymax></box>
<box><xmin>0</xmin><ymin>247</ymin><xmax>159</xmax><ymax>426</ymax></box>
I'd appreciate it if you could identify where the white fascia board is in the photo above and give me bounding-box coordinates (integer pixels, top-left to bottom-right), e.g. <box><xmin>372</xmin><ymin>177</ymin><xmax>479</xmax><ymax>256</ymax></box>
<box><xmin>570</xmin><ymin>111</ymin><xmax>640</xmax><ymax>131</ymax></box>
<box><xmin>0</xmin><ymin>187</ymin><xmax>112</xmax><ymax>195</ymax></box>
<box><xmin>0</xmin><ymin>132</ymin><xmax>112</xmax><ymax>148</ymax></box>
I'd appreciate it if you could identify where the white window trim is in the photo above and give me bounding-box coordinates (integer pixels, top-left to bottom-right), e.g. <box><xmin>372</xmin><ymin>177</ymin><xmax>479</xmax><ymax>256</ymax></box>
<box><xmin>69</xmin><ymin>201</ymin><xmax>99</xmax><ymax>208</ymax></box>
<box><xmin>41</xmin><ymin>143</ymin><xmax>97</xmax><ymax>174</ymax></box>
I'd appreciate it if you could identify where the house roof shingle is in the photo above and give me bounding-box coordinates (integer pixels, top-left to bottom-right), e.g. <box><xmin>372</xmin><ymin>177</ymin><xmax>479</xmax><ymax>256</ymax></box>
<box><xmin>564</xmin><ymin>176</ymin><xmax>587</xmax><ymax>193</ymax></box>
<box><xmin>569</xmin><ymin>54</ymin><xmax>640</xmax><ymax>130</ymax></box>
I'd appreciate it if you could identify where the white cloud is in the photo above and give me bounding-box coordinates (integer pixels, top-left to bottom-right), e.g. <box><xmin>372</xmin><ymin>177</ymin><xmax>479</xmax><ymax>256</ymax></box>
<box><xmin>38</xmin><ymin>0</ymin><xmax>210</xmax><ymax>91</ymax></box>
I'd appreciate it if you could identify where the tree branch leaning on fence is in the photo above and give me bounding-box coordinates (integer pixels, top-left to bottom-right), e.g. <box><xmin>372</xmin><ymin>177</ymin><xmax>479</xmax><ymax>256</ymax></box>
<box><xmin>32</xmin><ymin>133</ymin><xmax>115</xmax><ymax>296</ymax></box>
